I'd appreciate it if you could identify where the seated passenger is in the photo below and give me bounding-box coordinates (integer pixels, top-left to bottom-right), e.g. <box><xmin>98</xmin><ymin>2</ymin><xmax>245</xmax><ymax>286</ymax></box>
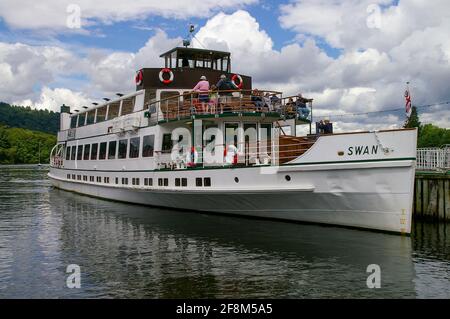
<box><xmin>251</xmin><ymin>89</ymin><xmax>264</xmax><ymax>111</ymax></box>
<box><xmin>295</xmin><ymin>93</ymin><xmax>311</xmax><ymax>119</ymax></box>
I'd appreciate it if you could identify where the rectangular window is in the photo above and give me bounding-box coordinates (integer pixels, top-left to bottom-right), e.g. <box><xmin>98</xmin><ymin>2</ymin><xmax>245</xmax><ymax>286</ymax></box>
<box><xmin>164</xmin><ymin>178</ymin><xmax>168</xmax><ymax>186</ymax></box>
<box><xmin>77</xmin><ymin>175</ymin><xmax>81</xmax><ymax>180</ymax></box>
<box><xmin>129</xmin><ymin>137</ymin><xmax>140</xmax><ymax>158</ymax></box>
<box><xmin>77</xmin><ymin>145</ymin><xmax>83</xmax><ymax>160</ymax></box>
<box><xmin>175</xmin><ymin>178</ymin><xmax>180</xmax><ymax>187</ymax></box>
<box><xmin>118</xmin><ymin>139</ymin><xmax>128</xmax><ymax>159</ymax></box>
<box><xmin>97</xmin><ymin>176</ymin><xmax>101</xmax><ymax>183</ymax></box>
<box><xmin>65</xmin><ymin>146</ymin><xmax>71</xmax><ymax>160</ymax></box>
<box><xmin>104</xmin><ymin>177</ymin><xmax>109</xmax><ymax>184</ymax></box>
<box><xmin>108</xmin><ymin>141</ymin><xmax>117</xmax><ymax>159</ymax></box>
<box><xmin>182</xmin><ymin>178</ymin><xmax>187</xmax><ymax>187</ymax></box>
<box><xmin>196</xmin><ymin>177</ymin><xmax>203</xmax><ymax>187</ymax></box>
<box><xmin>121</xmin><ymin>97</ymin><xmax>135</xmax><ymax>116</ymax></box>
<box><xmin>67</xmin><ymin>174</ymin><xmax>71</xmax><ymax>179</ymax></box>
<box><xmin>204</xmin><ymin>177</ymin><xmax>211</xmax><ymax>187</ymax></box>
<box><xmin>70</xmin><ymin>116</ymin><xmax>78</xmax><ymax>128</ymax></box>
<box><xmin>115</xmin><ymin>177</ymin><xmax>119</xmax><ymax>184</ymax></box>
<box><xmin>86</xmin><ymin>111</ymin><xmax>95</xmax><ymax>125</ymax></box>
<box><xmin>90</xmin><ymin>176</ymin><xmax>94</xmax><ymax>182</ymax></box>
<box><xmin>161</xmin><ymin>133</ymin><xmax>173</xmax><ymax>153</ymax></box>
<box><xmin>108</xmin><ymin>102</ymin><xmax>120</xmax><ymax>120</ymax></box>
<box><xmin>158</xmin><ymin>178</ymin><xmax>163</xmax><ymax>186</ymax></box>
<box><xmin>96</xmin><ymin>106</ymin><xmax>107</xmax><ymax>123</ymax></box>
<box><xmin>72</xmin><ymin>174</ymin><xmax>76</xmax><ymax>179</ymax></box>
<box><xmin>71</xmin><ymin>146</ymin><xmax>76</xmax><ymax>160</ymax></box>
<box><xmin>144</xmin><ymin>178</ymin><xmax>153</xmax><ymax>186</ymax></box>
<box><xmin>142</xmin><ymin>135</ymin><xmax>155</xmax><ymax>157</ymax></box>
<box><xmin>91</xmin><ymin>143</ymin><xmax>98</xmax><ymax>160</ymax></box>
<box><xmin>99</xmin><ymin>142</ymin><xmax>107</xmax><ymax>160</ymax></box>
<box><xmin>83</xmin><ymin>144</ymin><xmax>90</xmax><ymax>160</ymax></box>
<box><xmin>83</xmin><ymin>175</ymin><xmax>87</xmax><ymax>181</ymax></box>
<box><xmin>122</xmin><ymin>178</ymin><xmax>129</xmax><ymax>185</ymax></box>
<box><xmin>78</xmin><ymin>113</ymin><xmax>87</xmax><ymax>127</ymax></box>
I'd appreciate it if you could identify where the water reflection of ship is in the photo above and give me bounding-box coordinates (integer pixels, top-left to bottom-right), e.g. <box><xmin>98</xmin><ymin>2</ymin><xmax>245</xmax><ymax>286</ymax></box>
<box><xmin>52</xmin><ymin>189</ymin><xmax>417</xmax><ymax>298</ymax></box>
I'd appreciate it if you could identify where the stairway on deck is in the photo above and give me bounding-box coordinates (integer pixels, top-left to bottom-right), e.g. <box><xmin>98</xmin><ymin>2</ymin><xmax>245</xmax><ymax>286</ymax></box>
<box><xmin>279</xmin><ymin>135</ymin><xmax>316</xmax><ymax>164</ymax></box>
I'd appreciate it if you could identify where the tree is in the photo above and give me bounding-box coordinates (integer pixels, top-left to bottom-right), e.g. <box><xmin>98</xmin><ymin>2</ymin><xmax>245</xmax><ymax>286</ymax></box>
<box><xmin>403</xmin><ymin>106</ymin><xmax>421</xmax><ymax>129</ymax></box>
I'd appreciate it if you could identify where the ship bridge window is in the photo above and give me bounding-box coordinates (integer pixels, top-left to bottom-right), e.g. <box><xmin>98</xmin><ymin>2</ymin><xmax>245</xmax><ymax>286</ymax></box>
<box><xmin>161</xmin><ymin>133</ymin><xmax>173</xmax><ymax>153</ymax></box>
<box><xmin>70</xmin><ymin>116</ymin><xmax>78</xmax><ymax>128</ymax></box>
<box><xmin>142</xmin><ymin>135</ymin><xmax>155</xmax><ymax>157</ymax></box>
<box><xmin>108</xmin><ymin>102</ymin><xmax>120</xmax><ymax>120</ymax></box>
<box><xmin>78</xmin><ymin>113</ymin><xmax>86</xmax><ymax>127</ymax></box>
<box><xmin>77</xmin><ymin>145</ymin><xmax>83</xmax><ymax>160</ymax></box>
<box><xmin>129</xmin><ymin>137</ymin><xmax>140</xmax><ymax>158</ymax></box>
<box><xmin>145</xmin><ymin>90</ymin><xmax>157</xmax><ymax>105</ymax></box>
<box><xmin>99</xmin><ymin>142</ymin><xmax>107</xmax><ymax>160</ymax></box>
<box><xmin>96</xmin><ymin>106</ymin><xmax>107</xmax><ymax>123</ymax></box>
<box><xmin>121</xmin><ymin>97</ymin><xmax>135</xmax><ymax>116</ymax></box>
<box><xmin>83</xmin><ymin>144</ymin><xmax>90</xmax><ymax>160</ymax></box>
<box><xmin>91</xmin><ymin>143</ymin><xmax>98</xmax><ymax>160</ymax></box>
<box><xmin>118</xmin><ymin>139</ymin><xmax>128</xmax><ymax>159</ymax></box>
<box><xmin>86</xmin><ymin>111</ymin><xmax>95</xmax><ymax>125</ymax></box>
<box><xmin>108</xmin><ymin>141</ymin><xmax>117</xmax><ymax>159</ymax></box>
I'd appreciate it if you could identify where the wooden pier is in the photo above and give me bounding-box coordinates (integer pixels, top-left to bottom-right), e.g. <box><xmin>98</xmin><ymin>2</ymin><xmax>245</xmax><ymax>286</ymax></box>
<box><xmin>413</xmin><ymin>171</ymin><xmax>450</xmax><ymax>221</ymax></box>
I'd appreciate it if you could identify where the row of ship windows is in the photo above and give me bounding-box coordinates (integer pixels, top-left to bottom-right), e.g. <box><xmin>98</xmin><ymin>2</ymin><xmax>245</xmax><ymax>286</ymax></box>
<box><xmin>65</xmin><ymin>134</ymin><xmax>157</xmax><ymax>161</ymax></box>
<box><xmin>66</xmin><ymin>174</ymin><xmax>212</xmax><ymax>187</ymax></box>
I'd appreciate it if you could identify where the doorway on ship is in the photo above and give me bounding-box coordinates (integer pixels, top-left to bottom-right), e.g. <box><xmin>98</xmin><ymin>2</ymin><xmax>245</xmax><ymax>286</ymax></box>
<box><xmin>243</xmin><ymin>123</ymin><xmax>258</xmax><ymax>165</ymax></box>
<box><xmin>202</xmin><ymin>121</ymin><xmax>219</xmax><ymax>166</ymax></box>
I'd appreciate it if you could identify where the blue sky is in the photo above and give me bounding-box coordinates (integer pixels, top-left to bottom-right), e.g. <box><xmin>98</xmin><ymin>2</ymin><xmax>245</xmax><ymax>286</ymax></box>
<box><xmin>0</xmin><ymin>0</ymin><xmax>339</xmax><ymax>58</ymax></box>
<box><xmin>0</xmin><ymin>0</ymin><xmax>448</xmax><ymax>129</ymax></box>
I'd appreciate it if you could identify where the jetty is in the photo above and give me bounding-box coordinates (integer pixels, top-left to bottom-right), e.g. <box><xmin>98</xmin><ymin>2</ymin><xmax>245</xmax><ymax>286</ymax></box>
<box><xmin>413</xmin><ymin>146</ymin><xmax>450</xmax><ymax>221</ymax></box>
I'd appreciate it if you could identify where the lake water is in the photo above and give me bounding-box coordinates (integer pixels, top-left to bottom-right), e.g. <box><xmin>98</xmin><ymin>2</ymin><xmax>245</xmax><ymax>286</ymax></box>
<box><xmin>0</xmin><ymin>165</ymin><xmax>449</xmax><ymax>298</ymax></box>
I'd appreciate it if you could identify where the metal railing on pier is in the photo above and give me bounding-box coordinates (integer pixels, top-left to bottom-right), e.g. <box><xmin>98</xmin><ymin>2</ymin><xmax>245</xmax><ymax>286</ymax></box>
<box><xmin>416</xmin><ymin>145</ymin><xmax>450</xmax><ymax>171</ymax></box>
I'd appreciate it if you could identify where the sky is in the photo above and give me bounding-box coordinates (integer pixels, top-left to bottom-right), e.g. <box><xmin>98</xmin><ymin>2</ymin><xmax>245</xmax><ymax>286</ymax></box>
<box><xmin>0</xmin><ymin>0</ymin><xmax>449</xmax><ymax>132</ymax></box>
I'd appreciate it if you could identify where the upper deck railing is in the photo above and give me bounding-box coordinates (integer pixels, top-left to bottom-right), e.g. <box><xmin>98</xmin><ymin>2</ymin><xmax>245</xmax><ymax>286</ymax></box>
<box><xmin>146</xmin><ymin>89</ymin><xmax>313</xmax><ymax>124</ymax></box>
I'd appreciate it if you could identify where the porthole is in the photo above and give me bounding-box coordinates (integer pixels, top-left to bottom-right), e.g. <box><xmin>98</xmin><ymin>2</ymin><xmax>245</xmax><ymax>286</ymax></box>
<box><xmin>234</xmin><ymin>177</ymin><xmax>239</xmax><ymax>183</ymax></box>
<box><xmin>285</xmin><ymin>175</ymin><xmax>291</xmax><ymax>181</ymax></box>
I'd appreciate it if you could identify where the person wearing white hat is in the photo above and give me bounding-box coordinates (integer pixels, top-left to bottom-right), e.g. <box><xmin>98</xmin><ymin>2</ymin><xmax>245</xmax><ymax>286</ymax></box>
<box><xmin>192</xmin><ymin>75</ymin><xmax>210</xmax><ymax>113</ymax></box>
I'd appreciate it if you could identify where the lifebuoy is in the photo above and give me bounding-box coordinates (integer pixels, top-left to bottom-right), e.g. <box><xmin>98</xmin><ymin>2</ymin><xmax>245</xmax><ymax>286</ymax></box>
<box><xmin>159</xmin><ymin>68</ymin><xmax>174</xmax><ymax>84</ymax></box>
<box><xmin>135</xmin><ymin>70</ymin><xmax>143</xmax><ymax>86</ymax></box>
<box><xmin>231</xmin><ymin>74</ymin><xmax>243</xmax><ymax>89</ymax></box>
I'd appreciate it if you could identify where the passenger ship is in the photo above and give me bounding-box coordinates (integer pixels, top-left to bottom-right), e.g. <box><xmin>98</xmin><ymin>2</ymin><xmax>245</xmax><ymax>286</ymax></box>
<box><xmin>49</xmin><ymin>44</ymin><xmax>417</xmax><ymax>234</ymax></box>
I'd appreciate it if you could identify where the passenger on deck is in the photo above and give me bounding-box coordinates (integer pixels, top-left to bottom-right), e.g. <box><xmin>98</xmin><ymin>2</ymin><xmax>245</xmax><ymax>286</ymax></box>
<box><xmin>251</xmin><ymin>89</ymin><xmax>264</xmax><ymax>111</ymax></box>
<box><xmin>295</xmin><ymin>93</ymin><xmax>310</xmax><ymax>119</ymax></box>
<box><xmin>208</xmin><ymin>84</ymin><xmax>219</xmax><ymax>114</ymax></box>
<box><xmin>270</xmin><ymin>94</ymin><xmax>281</xmax><ymax>112</ymax></box>
<box><xmin>193</xmin><ymin>75</ymin><xmax>210</xmax><ymax>113</ymax></box>
<box><xmin>263</xmin><ymin>92</ymin><xmax>271</xmax><ymax>111</ymax></box>
<box><xmin>216</xmin><ymin>74</ymin><xmax>237</xmax><ymax>111</ymax></box>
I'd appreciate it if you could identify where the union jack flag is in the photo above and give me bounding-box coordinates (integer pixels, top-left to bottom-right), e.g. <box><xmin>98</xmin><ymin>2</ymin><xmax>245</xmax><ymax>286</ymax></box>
<box><xmin>405</xmin><ymin>87</ymin><xmax>412</xmax><ymax>117</ymax></box>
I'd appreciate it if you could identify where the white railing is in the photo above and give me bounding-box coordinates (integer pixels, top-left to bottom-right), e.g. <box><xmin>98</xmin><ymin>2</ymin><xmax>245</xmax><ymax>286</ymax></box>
<box><xmin>416</xmin><ymin>145</ymin><xmax>450</xmax><ymax>171</ymax></box>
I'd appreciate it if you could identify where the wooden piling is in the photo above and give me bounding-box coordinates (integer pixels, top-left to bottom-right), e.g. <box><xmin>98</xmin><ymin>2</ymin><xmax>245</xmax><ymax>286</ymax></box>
<box><xmin>414</xmin><ymin>171</ymin><xmax>450</xmax><ymax>221</ymax></box>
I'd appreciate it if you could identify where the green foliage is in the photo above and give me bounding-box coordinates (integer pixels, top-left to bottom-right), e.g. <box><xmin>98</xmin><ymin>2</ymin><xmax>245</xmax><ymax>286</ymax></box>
<box><xmin>0</xmin><ymin>125</ymin><xmax>56</xmax><ymax>164</ymax></box>
<box><xmin>402</xmin><ymin>106</ymin><xmax>449</xmax><ymax>147</ymax></box>
<box><xmin>403</xmin><ymin>106</ymin><xmax>421</xmax><ymax>129</ymax></box>
<box><xmin>418</xmin><ymin>124</ymin><xmax>450</xmax><ymax>148</ymax></box>
<box><xmin>0</xmin><ymin>102</ymin><xmax>59</xmax><ymax>134</ymax></box>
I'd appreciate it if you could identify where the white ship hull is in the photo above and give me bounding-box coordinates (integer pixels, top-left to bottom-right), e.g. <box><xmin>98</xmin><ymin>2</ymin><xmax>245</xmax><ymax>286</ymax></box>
<box><xmin>49</xmin><ymin>128</ymin><xmax>417</xmax><ymax>234</ymax></box>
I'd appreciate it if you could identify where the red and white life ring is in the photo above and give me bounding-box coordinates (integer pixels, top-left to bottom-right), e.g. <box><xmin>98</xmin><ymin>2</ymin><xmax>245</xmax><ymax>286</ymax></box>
<box><xmin>231</xmin><ymin>74</ymin><xmax>243</xmax><ymax>89</ymax></box>
<box><xmin>135</xmin><ymin>70</ymin><xmax>143</xmax><ymax>86</ymax></box>
<box><xmin>159</xmin><ymin>68</ymin><xmax>174</xmax><ymax>84</ymax></box>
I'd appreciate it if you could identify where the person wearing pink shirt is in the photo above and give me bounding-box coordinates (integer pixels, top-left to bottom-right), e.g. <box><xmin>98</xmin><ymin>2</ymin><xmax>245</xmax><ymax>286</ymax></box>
<box><xmin>193</xmin><ymin>75</ymin><xmax>210</xmax><ymax>113</ymax></box>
